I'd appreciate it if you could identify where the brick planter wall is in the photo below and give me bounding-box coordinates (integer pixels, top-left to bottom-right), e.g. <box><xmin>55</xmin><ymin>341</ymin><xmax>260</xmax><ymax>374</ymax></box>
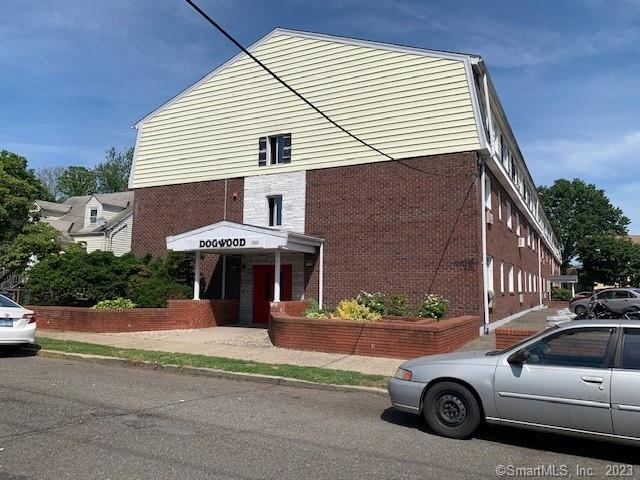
<box><xmin>494</xmin><ymin>327</ymin><xmax>539</xmax><ymax>350</ymax></box>
<box><xmin>543</xmin><ymin>300</ymin><xmax>571</xmax><ymax>310</ymax></box>
<box><xmin>269</xmin><ymin>312</ymin><xmax>480</xmax><ymax>359</ymax></box>
<box><xmin>30</xmin><ymin>299</ymin><xmax>239</xmax><ymax>333</ymax></box>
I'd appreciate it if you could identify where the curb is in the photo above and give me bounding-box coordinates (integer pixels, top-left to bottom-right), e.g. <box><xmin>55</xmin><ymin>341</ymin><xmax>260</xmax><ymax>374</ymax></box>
<box><xmin>38</xmin><ymin>349</ymin><xmax>389</xmax><ymax>396</ymax></box>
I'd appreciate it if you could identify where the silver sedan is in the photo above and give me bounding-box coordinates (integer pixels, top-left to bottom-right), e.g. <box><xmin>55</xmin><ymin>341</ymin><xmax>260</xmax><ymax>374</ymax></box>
<box><xmin>388</xmin><ymin>320</ymin><xmax>640</xmax><ymax>445</ymax></box>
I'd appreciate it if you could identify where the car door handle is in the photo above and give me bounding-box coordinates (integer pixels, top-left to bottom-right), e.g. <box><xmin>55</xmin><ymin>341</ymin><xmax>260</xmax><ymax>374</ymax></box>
<box><xmin>581</xmin><ymin>376</ymin><xmax>604</xmax><ymax>384</ymax></box>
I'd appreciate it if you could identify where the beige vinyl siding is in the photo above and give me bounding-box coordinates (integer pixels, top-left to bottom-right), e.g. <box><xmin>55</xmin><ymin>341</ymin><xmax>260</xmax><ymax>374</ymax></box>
<box><xmin>108</xmin><ymin>215</ymin><xmax>133</xmax><ymax>256</ymax></box>
<box><xmin>132</xmin><ymin>32</ymin><xmax>481</xmax><ymax>188</ymax></box>
<box><xmin>74</xmin><ymin>235</ymin><xmax>105</xmax><ymax>253</ymax></box>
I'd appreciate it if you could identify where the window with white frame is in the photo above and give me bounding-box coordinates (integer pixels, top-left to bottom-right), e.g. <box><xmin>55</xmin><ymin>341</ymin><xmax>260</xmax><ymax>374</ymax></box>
<box><xmin>267</xmin><ymin>195</ymin><xmax>283</xmax><ymax>227</ymax></box>
<box><xmin>506</xmin><ymin>201</ymin><xmax>513</xmax><ymax>229</ymax></box>
<box><xmin>90</xmin><ymin>209</ymin><xmax>98</xmax><ymax>224</ymax></box>
<box><xmin>516</xmin><ymin>212</ymin><xmax>521</xmax><ymax>236</ymax></box>
<box><xmin>484</xmin><ymin>176</ymin><xmax>492</xmax><ymax>210</ymax></box>
<box><xmin>508</xmin><ymin>265</ymin><xmax>514</xmax><ymax>293</ymax></box>
<box><xmin>517</xmin><ymin>269</ymin><xmax>523</xmax><ymax>293</ymax></box>
<box><xmin>486</xmin><ymin>255</ymin><xmax>494</xmax><ymax>294</ymax></box>
<box><xmin>499</xmin><ymin>261</ymin><xmax>504</xmax><ymax>293</ymax></box>
<box><xmin>497</xmin><ymin>189</ymin><xmax>502</xmax><ymax>220</ymax></box>
<box><xmin>258</xmin><ymin>134</ymin><xmax>291</xmax><ymax>166</ymax></box>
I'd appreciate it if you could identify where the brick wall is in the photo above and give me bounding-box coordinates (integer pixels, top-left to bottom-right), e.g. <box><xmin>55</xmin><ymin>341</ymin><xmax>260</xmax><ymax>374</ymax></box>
<box><xmin>131</xmin><ymin>178</ymin><xmax>244</xmax><ymax>298</ymax></box>
<box><xmin>31</xmin><ymin>299</ymin><xmax>239</xmax><ymax>333</ymax></box>
<box><xmin>303</xmin><ymin>152</ymin><xmax>484</xmax><ymax>318</ymax></box>
<box><xmin>495</xmin><ymin>327</ymin><xmax>539</xmax><ymax>350</ymax></box>
<box><xmin>485</xmin><ymin>170</ymin><xmax>544</xmax><ymax>322</ymax></box>
<box><xmin>269</xmin><ymin>313</ymin><xmax>479</xmax><ymax>359</ymax></box>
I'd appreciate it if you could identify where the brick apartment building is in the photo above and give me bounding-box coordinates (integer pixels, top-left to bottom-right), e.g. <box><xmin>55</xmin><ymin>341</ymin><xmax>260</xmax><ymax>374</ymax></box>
<box><xmin>129</xmin><ymin>29</ymin><xmax>561</xmax><ymax>331</ymax></box>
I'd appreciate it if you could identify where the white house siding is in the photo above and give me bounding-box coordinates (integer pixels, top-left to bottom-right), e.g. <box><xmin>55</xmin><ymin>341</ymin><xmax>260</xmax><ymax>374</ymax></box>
<box><xmin>131</xmin><ymin>31</ymin><xmax>481</xmax><ymax>188</ymax></box>
<box><xmin>238</xmin><ymin>252</ymin><xmax>305</xmax><ymax>324</ymax></box>
<box><xmin>74</xmin><ymin>235</ymin><xmax>105</xmax><ymax>253</ymax></box>
<box><xmin>243</xmin><ymin>171</ymin><xmax>306</xmax><ymax>233</ymax></box>
<box><xmin>108</xmin><ymin>215</ymin><xmax>133</xmax><ymax>256</ymax></box>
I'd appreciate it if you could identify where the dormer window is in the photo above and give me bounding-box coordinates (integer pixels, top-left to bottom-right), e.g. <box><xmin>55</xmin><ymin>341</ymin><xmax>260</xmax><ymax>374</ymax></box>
<box><xmin>258</xmin><ymin>134</ymin><xmax>291</xmax><ymax>166</ymax></box>
<box><xmin>90</xmin><ymin>209</ymin><xmax>98</xmax><ymax>224</ymax></box>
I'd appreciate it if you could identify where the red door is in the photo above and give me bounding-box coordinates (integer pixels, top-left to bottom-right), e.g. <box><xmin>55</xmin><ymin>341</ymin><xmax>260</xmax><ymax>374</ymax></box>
<box><xmin>252</xmin><ymin>265</ymin><xmax>292</xmax><ymax>324</ymax></box>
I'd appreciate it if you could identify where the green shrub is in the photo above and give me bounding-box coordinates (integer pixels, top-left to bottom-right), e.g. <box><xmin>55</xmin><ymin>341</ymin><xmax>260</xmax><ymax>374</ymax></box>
<box><xmin>303</xmin><ymin>299</ymin><xmax>328</xmax><ymax>318</ymax></box>
<box><xmin>551</xmin><ymin>287</ymin><xmax>573</xmax><ymax>301</ymax></box>
<box><xmin>418</xmin><ymin>294</ymin><xmax>449</xmax><ymax>320</ymax></box>
<box><xmin>334</xmin><ymin>299</ymin><xmax>381</xmax><ymax>322</ymax></box>
<box><xmin>355</xmin><ymin>292</ymin><xmax>385</xmax><ymax>315</ymax></box>
<box><xmin>385</xmin><ymin>294</ymin><xmax>410</xmax><ymax>316</ymax></box>
<box><xmin>92</xmin><ymin>298</ymin><xmax>137</xmax><ymax>309</ymax></box>
<box><xmin>26</xmin><ymin>246</ymin><xmax>193</xmax><ymax>308</ymax></box>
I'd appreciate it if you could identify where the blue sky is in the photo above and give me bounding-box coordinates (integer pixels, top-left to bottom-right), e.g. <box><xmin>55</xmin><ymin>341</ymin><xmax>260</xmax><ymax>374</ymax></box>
<box><xmin>2</xmin><ymin>0</ymin><xmax>639</xmax><ymax>230</ymax></box>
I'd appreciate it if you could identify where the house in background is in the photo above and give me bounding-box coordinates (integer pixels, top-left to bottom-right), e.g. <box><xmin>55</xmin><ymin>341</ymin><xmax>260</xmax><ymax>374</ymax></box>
<box><xmin>35</xmin><ymin>191</ymin><xmax>134</xmax><ymax>256</ymax></box>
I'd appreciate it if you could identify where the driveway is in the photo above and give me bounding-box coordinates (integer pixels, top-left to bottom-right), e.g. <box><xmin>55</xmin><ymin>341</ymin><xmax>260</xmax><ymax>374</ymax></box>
<box><xmin>1</xmin><ymin>355</ymin><xmax>637</xmax><ymax>480</ymax></box>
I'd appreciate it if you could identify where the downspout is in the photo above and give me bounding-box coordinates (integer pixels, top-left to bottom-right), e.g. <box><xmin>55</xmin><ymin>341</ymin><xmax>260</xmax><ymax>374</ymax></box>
<box><xmin>537</xmin><ymin>236</ymin><xmax>543</xmax><ymax>306</ymax></box>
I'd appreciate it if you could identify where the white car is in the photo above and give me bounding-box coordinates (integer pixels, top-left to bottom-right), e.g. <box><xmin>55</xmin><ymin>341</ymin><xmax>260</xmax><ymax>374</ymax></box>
<box><xmin>0</xmin><ymin>294</ymin><xmax>36</xmax><ymax>345</ymax></box>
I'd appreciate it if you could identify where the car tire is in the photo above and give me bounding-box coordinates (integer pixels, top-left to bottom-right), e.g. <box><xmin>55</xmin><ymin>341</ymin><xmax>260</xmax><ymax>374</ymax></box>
<box><xmin>574</xmin><ymin>305</ymin><xmax>587</xmax><ymax>316</ymax></box>
<box><xmin>422</xmin><ymin>381</ymin><xmax>481</xmax><ymax>439</ymax></box>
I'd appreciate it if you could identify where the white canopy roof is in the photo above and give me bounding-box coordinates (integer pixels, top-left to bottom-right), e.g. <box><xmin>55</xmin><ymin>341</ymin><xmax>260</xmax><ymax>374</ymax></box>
<box><xmin>166</xmin><ymin>221</ymin><xmax>323</xmax><ymax>254</ymax></box>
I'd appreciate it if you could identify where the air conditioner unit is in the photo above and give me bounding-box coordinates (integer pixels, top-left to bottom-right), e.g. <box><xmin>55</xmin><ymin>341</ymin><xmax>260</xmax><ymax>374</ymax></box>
<box><xmin>517</xmin><ymin>237</ymin><xmax>526</xmax><ymax>248</ymax></box>
<box><xmin>486</xmin><ymin>211</ymin><xmax>494</xmax><ymax>224</ymax></box>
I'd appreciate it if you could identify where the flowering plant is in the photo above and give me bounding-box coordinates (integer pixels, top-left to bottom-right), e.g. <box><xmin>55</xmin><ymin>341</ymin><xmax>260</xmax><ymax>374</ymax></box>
<box><xmin>417</xmin><ymin>294</ymin><xmax>449</xmax><ymax>320</ymax></box>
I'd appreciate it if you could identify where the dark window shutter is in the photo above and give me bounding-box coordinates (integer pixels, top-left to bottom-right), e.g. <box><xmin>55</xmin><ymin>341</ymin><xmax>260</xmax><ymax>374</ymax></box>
<box><xmin>258</xmin><ymin>137</ymin><xmax>267</xmax><ymax>166</ymax></box>
<box><xmin>282</xmin><ymin>133</ymin><xmax>292</xmax><ymax>164</ymax></box>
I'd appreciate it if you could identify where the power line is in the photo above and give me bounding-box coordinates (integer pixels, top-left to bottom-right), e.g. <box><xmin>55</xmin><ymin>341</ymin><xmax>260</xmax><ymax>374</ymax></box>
<box><xmin>182</xmin><ymin>0</ymin><xmax>469</xmax><ymax>179</ymax></box>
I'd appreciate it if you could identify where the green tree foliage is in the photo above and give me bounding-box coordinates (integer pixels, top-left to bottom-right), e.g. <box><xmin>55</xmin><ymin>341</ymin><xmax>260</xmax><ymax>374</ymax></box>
<box><xmin>26</xmin><ymin>246</ymin><xmax>192</xmax><ymax>307</ymax></box>
<box><xmin>577</xmin><ymin>236</ymin><xmax>640</xmax><ymax>288</ymax></box>
<box><xmin>58</xmin><ymin>166</ymin><xmax>97</xmax><ymax>198</ymax></box>
<box><xmin>0</xmin><ymin>150</ymin><xmax>52</xmax><ymax>245</ymax></box>
<box><xmin>538</xmin><ymin>179</ymin><xmax>630</xmax><ymax>269</ymax></box>
<box><xmin>36</xmin><ymin>166</ymin><xmax>66</xmax><ymax>201</ymax></box>
<box><xmin>94</xmin><ymin>147</ymin><xmax>133</xmax><ymax>193</ymax></box>
<box><xmin>0</xmin><ymin>222</ymin><xmax>62</xmax><ymax>274</ymax></box>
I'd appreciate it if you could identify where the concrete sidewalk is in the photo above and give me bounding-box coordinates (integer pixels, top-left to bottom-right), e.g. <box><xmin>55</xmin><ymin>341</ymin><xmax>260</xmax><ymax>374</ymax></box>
<box><xmin>39</xmin><ymin>327</ymin><xmax>404</xmax><ymax>376</ymax></box>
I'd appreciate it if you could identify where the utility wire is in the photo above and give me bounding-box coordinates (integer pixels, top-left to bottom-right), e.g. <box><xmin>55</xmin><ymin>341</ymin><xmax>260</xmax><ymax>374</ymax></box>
<box><xmin>183</xmin><ymin>0</ymin><xmax>469</xmax><ymax>179</ymax></box>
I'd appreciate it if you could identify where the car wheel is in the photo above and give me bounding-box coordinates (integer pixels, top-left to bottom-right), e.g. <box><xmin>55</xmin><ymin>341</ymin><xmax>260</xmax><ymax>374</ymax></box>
<box><xmin>574</xmin><ymin>305</ymin><xmax>587</xmax><ymax>315</ymax></box>
<box><xmin>423</xmin><ymin>381</ymin><xmax>481</xmax><ymax>439</ymax></box>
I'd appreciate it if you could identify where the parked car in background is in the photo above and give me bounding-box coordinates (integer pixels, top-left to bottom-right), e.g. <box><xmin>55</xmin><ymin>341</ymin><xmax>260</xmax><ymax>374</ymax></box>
<box><xmin>571</xmin><ymin>288</ymin><xmax>640</xmax><ymax>316</ymax></box>
<box><xmin>0</xmin><ymin>294</ymin><xmax>36</xmax><ymax>346</ymax></box>
<box><xmin>388</xmin><ymin>320</ymin><xmax>640</xmax><ymax>445</ymax></box>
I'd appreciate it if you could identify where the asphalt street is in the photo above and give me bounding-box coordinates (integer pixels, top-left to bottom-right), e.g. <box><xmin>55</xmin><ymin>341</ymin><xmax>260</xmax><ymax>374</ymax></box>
<box><xmin>0</xmin><ymin>352</ymin><xmax>638</xmax><ymax>480</ymax></box>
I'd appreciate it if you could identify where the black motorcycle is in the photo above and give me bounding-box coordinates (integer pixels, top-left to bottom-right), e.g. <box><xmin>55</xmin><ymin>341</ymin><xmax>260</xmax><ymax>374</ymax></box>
<box><xmin>574</xmin><ymin>298</ymin><xmax>640</xmax><ymax>320</ymax></box>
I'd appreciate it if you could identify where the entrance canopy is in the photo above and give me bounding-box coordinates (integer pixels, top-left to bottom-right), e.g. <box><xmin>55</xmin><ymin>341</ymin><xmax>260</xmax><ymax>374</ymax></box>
<box><xmin>166</xmin><ymin>220</ymin><xmax>323</xmax><ymax>254</ymax></box>
<box><xmin>166</xmin><ymin>221</ymin><xmax>324</xmax><ymax>307</ymax></box>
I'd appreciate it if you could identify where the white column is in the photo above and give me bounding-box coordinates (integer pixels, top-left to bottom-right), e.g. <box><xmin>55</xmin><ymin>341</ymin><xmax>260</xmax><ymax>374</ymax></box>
<box><xmin>571</xmin><ymin>283</ymin><xmax>575</xmax><ymax>297</ymax></box>
<box><xmin>273</xmin><ymin>249</ymin><xmax>281</xmax><ymax>302</ymax></box>
<box><xmin>318</xmin><ymin>242</ymin><xmax>324</xmax><ymax>309</ymax></box>
<box><xmin>221</xmin><ymin>255</ymin><xmax>227</xmax><ymax>300</ymax></box>
<box><xmin>193</xmin><ymin>252</ymin><xmax>201</xmax><ymax>300</ymax></box>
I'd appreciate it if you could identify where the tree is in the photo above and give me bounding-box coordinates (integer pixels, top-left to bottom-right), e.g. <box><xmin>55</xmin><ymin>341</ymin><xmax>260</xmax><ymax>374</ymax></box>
<box><xmin>577</xmin><ymin>236</ymin><xmax>640</xmax><ymax>288</ymax></box>
<box><xmin>0</xmin><ymin>150</ymin><xmax>52</xmax><ymax>246</ymax></box>
<box><xmin>0</xmin><ymin>222</ymin><xmax>62</xmax><ymax>274</ymax></box>
<box><xmin>538</xmin><ymin>179</ymin><xmax>630</xmax><ymax>269</ymax></box>
<box><xmin>58</xmin><ymin>166</ymin><xmax>97</xmax><ymax>197</ymax></box>
<box><xmin>36</xmin><ymin>166</ymin><xmax>66</xmax><ymax>201</ymax></box>
<box><xmin>94</xmin><ymin>147</ymin><xmax>133</xmax><ymax>193</ymax></box>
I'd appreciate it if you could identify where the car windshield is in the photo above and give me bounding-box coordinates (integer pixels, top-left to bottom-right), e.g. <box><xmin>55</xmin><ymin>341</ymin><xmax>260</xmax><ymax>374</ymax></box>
<box><xmin>485</xmin><ymin>325</ymin><xmax>559</xmax><ymax>356</ymax></box>
<box><xmin>634</xmin><ymin>289</ymin><xmax>640</xmax><ymax>296</ymax></box>
<box><xmin>0</xmin><ymin>294</ymin><xmax>20</xmax><ymax>308</ymax></box>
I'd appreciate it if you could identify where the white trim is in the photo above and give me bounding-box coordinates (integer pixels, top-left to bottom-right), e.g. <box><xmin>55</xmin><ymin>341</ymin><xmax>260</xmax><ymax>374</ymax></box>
<box><xmin>480</xmin><ymin>304</ymin><xmax>545</xmax><ymax>334</ymax></box>
<box><xmin>481</xmin><ymin>163</ymin><xmax>490</xmax><ymax>333</ymax></box>
<box><xmin>274</xmin><ymin>249</ymin><xmax>281</xmax><ymax>302</ymax></box>
<box><xmin>319</xmin><ymin>242</ymin><xmax>324</xmax><ymax>309</ymax></box>
<box><xmin>465</xmin><ymin>58</ymin><xmax>488</xmax><ymax>151</ymax></box>
<box><xmin>193</xmin><ymin>253</ymin><xmax>201</xmax><ymax>300</ymax></box>
<box><xmin>133</xmin><ymin>28</ymin><xmax>480</xmax><ymax>129</ymax></box>
<box><xmin>128</xmin><ymin>125</ymin><xmax>142</xmax><ymax>190</ymax></box>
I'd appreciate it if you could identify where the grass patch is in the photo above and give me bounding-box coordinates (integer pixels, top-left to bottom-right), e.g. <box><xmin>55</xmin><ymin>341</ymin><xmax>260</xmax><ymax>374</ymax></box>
<box><xmin>35</xmin><ymin>337</ymin><xmax>389</xmax><ymax>389</ymax></box>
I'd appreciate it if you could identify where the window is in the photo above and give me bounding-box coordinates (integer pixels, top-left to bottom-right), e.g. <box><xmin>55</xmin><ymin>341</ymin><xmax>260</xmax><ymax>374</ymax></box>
<box><xmin>506</xmin><ymin>201</ymin><xmax>512</xmax><ymax>229</ymax></box>
<box><xmin>90</xmin><ymin>209</ymin><xmax>98</xmax><ymax>224</ymax></box>
<box><xmin>521</xmin><ymin>328</ymin><xmax>615</xmax><ymax>369</ymax></box>
<box><xmin>484</xmin><ymin>176</ymin><xmax>492</xmax><ymax>210</ymax></box>
<box><xmin>622</xmin><ymin>329</ymin><xmax>640</xmax><ymax>370</ymax></box>
<box><xmin>499</xmin><ymin>261</ymin><xmax>504</xmax><ymax>293</ymax></box>
<box><xmin>0</xmin><ymin>294</ymin><xmax>20</xmax><ymax>308</ymax></box>
<box><xmin>258</xmin><ymin>134</ymin><xmax>291</xmax><ymax>166</ymax></box>
<box><xmin>508</xmin><ymin>265</ymin><xmax>514</xmax><ymax>293</ymax></box>
<box><xmin>267</xmin><ymin>196</ymin><xmax>283</xmax><ymax>227</ymax></box>
<box><xmin>515</xmin><ymin>213</ymin><xmax>521</xmax><ymax>236</ymax></box>
<box><xmin>596</xmin><ymin>290</ymin><xmax>615</xmax><ymax>300</ymax></box>
<box><xmin>497</xmin><ymin>190</ymin><xmax>502</xmax><ymax>220</ymax></box>
<box><xmin>486</xmin><ymin>256</ymin><xmax>494</xmax><ymax>293</ymax></box>
<box><xmin>614</xmin><ymin>290</ymin><xmax>632</xmax><ymax>299</ymax></box>
<box><xmin>517</xmin><ymin>269</ymin><xmax>522</xmax><ymax>293</ymax></box>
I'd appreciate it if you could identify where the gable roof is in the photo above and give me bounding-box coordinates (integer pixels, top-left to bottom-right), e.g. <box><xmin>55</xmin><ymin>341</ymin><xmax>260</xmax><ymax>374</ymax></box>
<box><xmin>134</xmin><ymin>27</ymin><xmax>482</xmax><ymax>128</ymax></box>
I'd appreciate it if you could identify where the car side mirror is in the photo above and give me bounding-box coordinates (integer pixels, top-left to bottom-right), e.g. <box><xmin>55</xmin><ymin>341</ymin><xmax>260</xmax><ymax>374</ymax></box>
<box><xmin>508</xmin><ymin>350</ymin><xmax>529</xmax><ymax>365</ymax></box>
